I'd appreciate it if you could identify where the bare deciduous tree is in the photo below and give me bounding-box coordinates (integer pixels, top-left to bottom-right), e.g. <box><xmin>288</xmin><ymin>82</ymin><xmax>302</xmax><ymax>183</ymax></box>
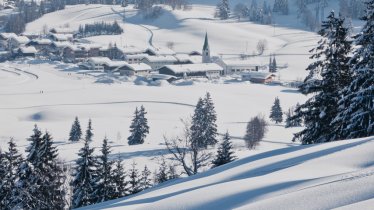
<box><xmin>164</xmin><ymin>119</ymin><xmax>212</xmax><ymax>176</ymax></box>
<box><xmin>256</xmin><ymin>39</ymin><xmax>268</xmax><ymax>55</ymax></box>
<box><xmin>244</xmin><ymin>114</ymin><xmax>268</xmax><ymax>149</ymax></box>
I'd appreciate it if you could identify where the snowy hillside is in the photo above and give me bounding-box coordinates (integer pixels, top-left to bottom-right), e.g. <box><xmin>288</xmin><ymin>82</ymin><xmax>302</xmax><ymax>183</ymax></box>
<box><xmin>81</xmin><ymin>137</ymin><xmax>374</xmax><ymax>210</ymax></box>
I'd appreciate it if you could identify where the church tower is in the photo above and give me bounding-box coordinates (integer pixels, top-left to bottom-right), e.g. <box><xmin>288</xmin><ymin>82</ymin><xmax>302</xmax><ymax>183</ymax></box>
<box><xmin>202</xmin><ymin>32</ymin><xmax>211</xmax><ymax>63</ymax></box>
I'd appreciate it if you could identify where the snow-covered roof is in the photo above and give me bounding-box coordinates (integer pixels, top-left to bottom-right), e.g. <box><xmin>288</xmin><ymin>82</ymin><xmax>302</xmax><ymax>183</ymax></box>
<box><xmin>146</xmin><ymin>47</ymin><xmax>176</xmax><ymax>55</ymax></box>
<box><xmin>127</xmin><ymin>63</ymin><xmax>152</xmax><ymax>71</ymax></box>
<box><xmin>10</xmin><ymin>36</ymin><xmax>30</xmax><ymax>44</ymax></box>
<box><xmin>221</xmin><ymin>58</ymin><xmax>261</xmax><ymax>67</ymax></box>
<box><xmin>163</xmin><ymin>63</ymin><xmax>223</xmax><ymax>74</ymax></box>
<box><xmin>174</xmin><ymin>54</ymin><xmax>202</xmax><ymax>64</ymax></box>
<box><xmin>19</xmin><ymin>46</ymin><xmax>37</xmax><ymax>54</ymax></box>
<box><xmin>50</xmin><ymin>33</ymin><xmax>73</xmax><ymax>41</ymax></box>
<box><xmin>242</xmin><ymin>71</ymin><xmax>275</xmax><ymax>79</ymax></box>
<box><xmin>106</xmin><ymin>60</ymin><xmax>128</xmax><ymax>67</ymax></box>
<box><xmin>0</xmin><ymin>32</ymin><xmax>16</xmax><ymax>39</ymax></box>
<box><xmin>143</xmin><ymin>55</ymin><xmax>178</xmax><ymax>63</ymax></box>
<box><xmin>50</xmin><ymin>27</ymin><xmax>76</xmax><ymax>34</ymax></box>
<box><xmin>119</xmin><ymin>46</ymin><xmax>144</xmax><ymax>55</ymax></box>
<box><xmin>147</xmin><ymin>73</ymin><xmax>176</xmax><ymax>80</ymax></box>
<box><xmin>125</xmin><ymin>54</ymin><xmax>148</xmax><ymax>59</ymax></box>
<box><xmin>88</xmin><ymin>57</ymin><xmax>112</xmax><ymax>64</ymax></box>
<box><xmin>51</xmin><ymin>41</ymin><xmax>71</xmax><ymax>48</ymax></box>
<box><xmin>30</xmin><ymin>39</ymin><xmax>52</xmax><ymax>45</ymax></box>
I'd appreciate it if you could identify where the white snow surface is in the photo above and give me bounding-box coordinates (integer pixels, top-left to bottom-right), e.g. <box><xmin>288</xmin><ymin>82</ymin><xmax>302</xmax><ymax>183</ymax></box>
<box><xmin>80</xmin><ymin>137</ymin><xmax>374</xmax><ymax>210</ymax></box>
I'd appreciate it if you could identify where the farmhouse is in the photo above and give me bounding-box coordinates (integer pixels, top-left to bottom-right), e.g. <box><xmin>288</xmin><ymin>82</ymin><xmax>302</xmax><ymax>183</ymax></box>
<box><xmin>49</xmin><ymin>33</ymin><xmax>73</xmax><ymax>42</ymax></box>
<box><xmin>217</xmin><ymin>58</ymin><xmax>261</xmax><ymax>75</ymax></box>
<box><xmin>16</xmin><ymin>46</ymin><xmax>37</xmax><ymax>57</ymax></box>
<box><xmin>26</xmin><ymin>39</ymin><xmax>52</xmax><ymax>52</ymax></box>
<box><xmin>144</xmin><ymin>47</ymin><xmax>176</xmax><ymax>56</ymax></box>
<box><xmin>8</xmin><ymin>35</ymin><xmax>30</xmax><ymax>49</ymax></box>
<box><xmin>174</xmin><ymin>54</ymin><xmax>202</xmax><ymax>64</ymax></box>
<box><xmin>115</xmin><ymin>63</ymin><xmax>152</xmax><ymax>76</ymax></box>
<box><xmin>124</xmin><ymin>54</ymin><xmax>148</xmax><ymax>64</ymax></box>
<box><xmin>85</xmin><ymin>57</ymin><xmax>112</xmax><ymax>71</ymax></box>
<box><xmin>159</xmin><ymin>63</ymin><xmax>223</xmax><ymax>79</ymax></box>
<box><xmin>0</xmin><ymin>32</ymin><xmax>16</xmax><ymax>49</ymax></box>
<box><xmin>241</xmin><ymin>71</ymin><xmax>276</xmax><ymax>84</ymax></box>
<box><xmin>141</xmin><ymin>55</ymin><xmax>178</xmax><ymax>70</ymax></box>
<box><xmin>102</xmin><ymin>60</ymin><xmax>128</xmax><ymax>72</ymax></box>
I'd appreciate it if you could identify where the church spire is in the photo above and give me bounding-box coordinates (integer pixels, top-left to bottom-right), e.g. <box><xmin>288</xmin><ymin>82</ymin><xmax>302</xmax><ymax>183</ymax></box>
<box><xmin>202</xmin><ymin>32</ymin><xmax>211</xmax><ymax>63</ymax></box>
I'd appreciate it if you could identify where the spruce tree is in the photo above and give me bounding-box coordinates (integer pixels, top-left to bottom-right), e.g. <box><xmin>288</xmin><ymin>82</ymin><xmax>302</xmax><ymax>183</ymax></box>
<box><xmin>212</xmin><ymin>131</ymin><xmax>237</xmax><ymax>168</ymax></box>
<box><xmin>71</xmin><ymin>138</ymin><xmax>97</xmax><ymax>208</ymax></box>
<box><xmin>154</xmin><ymin>158</ymin><xmax>169</xmax><ymax>184</ymax></box>
<box><xmin>270</xmin><ymin>97</ymin><xmax>283</xmax><ymax>123</ymax></box>
<box><xmin>333</xmin><ymin>1</ymin><xmax>374</xmax><ymax>139</ymax></box>
<box><xmin>190</xmin><ymin>93</ymin><xmax>218</xmax><ymax>149</ymax></box>
<box><xmin>92</xmin><ymin>137</ymin><xmax>116</xmax><ymax>203</ymax></box>
<box><xmin>25</xmin><ymin>125</ymin><xmax>43</xmax><ymax>166</ymax></box>
<box><xmin>128</xmin><ymin>162</ymin><xmax>141</xmax><ymax>195</ymax></box>
<box><xmin>111</xmin><ymin>156</ymin><xmax>128</xmax><ymax>199</ymax></box>
<box><xmin>1</xmin><ymin>139</ymin><xmax>23</xmax><ymax>209</ymax></box>
<box><xmin>216</xmin><ymin>0</ymin><xmax>230</xmax><ymax>20</ymax></box>
<box><xmin>69</xmin><ymin>117</ymin><xmax>82</xmax><ymax>142</ymax></box>
<box><xmin>272</xmin><ymin>56</ymin><xmax>277</xmax><ymax>72</ymax></box>
<box><xmin>128</xmin><ymin>106</ymin><xmax>149</xmax><ymax>145</ymax></box>
<box><xmin>291</xmin><ymin>11</ymin><xmax>353</xmax><ymax>144</ymax></box>
<box><xmin>85</xmin><ymin>118</ymin><xmax>94</xmax><ymax>141</ymax></box>
<box><xmin>0</xmin><ymin>149</ymin><xmax>6</xmax><ymax>208</ymax></box>
<box><xmin>140</xmin><ymin>165</ymin><xmax>152</xmax><ymax>191</ymax></box>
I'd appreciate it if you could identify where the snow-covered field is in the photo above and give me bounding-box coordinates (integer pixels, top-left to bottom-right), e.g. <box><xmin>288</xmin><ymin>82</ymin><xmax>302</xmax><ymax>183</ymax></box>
<box><xmin>1</xmin><ymin>1</ymin><xmax>372</xmax><ymax>209</ymax></box>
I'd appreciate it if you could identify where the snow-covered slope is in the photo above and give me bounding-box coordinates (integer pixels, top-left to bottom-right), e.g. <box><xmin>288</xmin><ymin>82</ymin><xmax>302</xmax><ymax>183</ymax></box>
<box><xmin>80</xmin><ymin>137</ymin><xmax>374</xmax><ymax>210</ymax></box>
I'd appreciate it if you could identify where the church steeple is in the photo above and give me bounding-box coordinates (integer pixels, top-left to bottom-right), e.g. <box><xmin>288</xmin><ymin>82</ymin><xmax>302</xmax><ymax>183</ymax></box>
<box><xmin>202</xmin><ymin>32</ymin><xmax>211</xmax><ymax>63</ymax></box>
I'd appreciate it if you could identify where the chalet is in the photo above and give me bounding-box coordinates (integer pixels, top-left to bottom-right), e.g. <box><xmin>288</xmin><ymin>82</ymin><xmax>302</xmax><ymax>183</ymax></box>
<box><xmin>49</xmin><ymin>33</ymin><xmax>73</xmax><ymax>42</ymax></box>
<box><xmin>115</xmin><ymin>63</ymin><xmax>152</xmax><ymax>76</ymax></box>
<box><xmin>174</xmin><ymin>54</ymin><xmax>202</xmax><ymax>64</ymax></box>
<box><xmin>103</xmin><ymin>61</ymin><xmax>128</xmax><ymax>72</ymax></box>
<box><xmin>0</xmin><ymin>51</ymin><xmax>11</xmax><ymax>62</ymax></box>
<box><xmin>144</xmin><ymin>47</ymin><xmax>176</xmax><ymax>56</ymax></box>
<box><xmin>0</xmin><ymin>33</ymin><xmax>16</xmax><ymax>49</ymax></box>
<box><xmin>8</xmin><ymin>36</ymin><xmax>30</xmax><ymax>49</ymax></box>
<box><xmin>85</xmin><ymin>57</ymin><xmax>112</xmax><ymax>71</ymax></box>
<box><xmin>217</xmin><ymin>58</ymin><xmax>261</xmax><ymax>75</ymax></box>
<box><xmin>120</xmin><ymin>46</ymin><xmax>144</xmax><ymax>55</ymax></box>
<box><xmin>124</xmin><ymin>54</ymin><xmax>148</xmax><ymax>64</ymax></box>
<box><xmin>159</xmin><ymin>63</ymin><xmax>223</xmax><ymax>79</ymax></box>
<box><xmin>17</xmin><ymin>46</ymin><xmax>37</xmax><ymax>57</ymax></box>
<box><xmin>63</xmin><ymin>45</ymin><xmax>87</xmax><ymax>63</ymax></box>
<box><xmin>146</xmin><ymin>73</ymin><xmax>177</xmax><ymax>83</ymax></box>
<box><xmin>99</xmin><ymin>45</ymin><xmax>124</xmax><ymax>60</ymax></box>
<box><xmin>26</xmin><ymin>39</ymin><xmax>52</xmax><ymax>50</ymax></box>
<box><xmin>241</xmin><ymin>71</ymin><xmax>276</xmax><ymax>84</ymax></box>
<box><xmin>141</xmin><ymin>55</ymin><xmax>178</xmax><ymax>70</ymax></box>
<box><xmin>49</xmin><ymin>41</ymin><xmax>70</xmax><ymax>55</ymax></box>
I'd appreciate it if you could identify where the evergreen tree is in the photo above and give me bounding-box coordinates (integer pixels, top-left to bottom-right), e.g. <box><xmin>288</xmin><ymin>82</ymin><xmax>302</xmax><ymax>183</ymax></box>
<box><xmin>25</xmin><ymin>125</ymin><xmax>43</xmax><ymax>166</ymax></box>
<box><xmin>154</xmin><ymin>158</ymin><xmax>169</xmax><ymax>184</ymax></box>
<box><xmin>333</xmin><ymin>1</ymin><xmax>374</xmax><ymax>139</ymax></box>
<box><xmin>216</xmin><ymin>0</ymin><xmax>230</xmax><ymax>20</ymax></box>
<box><xmin>1</xmin><ymin>139</ymin><xmax>23</xmax><ymax>209</ymax></box>
<box><xmin>92</xmin><ymin>137</ymin><xmax>116</xmax><ymax>203</ymax></box>
<box><xmin>291</xmin><ymin>11</ymin><xmax>353</xmax><ymax>144</ymax></box>
<box><xmin>190</xmin><ymin>92</ymin><xmax>218</xmax><ymax>148</ymax></box>
<box><xmin>69</xmin><ymin>117</ymin><xmax>82</xmax><ymax>141</ymax></box>
<box><xmin>285</xmin><ymin>105</ymin><xmax>302</xmax><ymax>128</ymax></box>
<box><xmin>272</xmin><ymin>56</ymin><xmax>277</xmax><ymax>72</ymax></box>
<box><xmin>0</xmin><ymin>149</ymin><xmax>7</xmax><ymax>209</ymax></box>
<box><xmin>270</xmin><ymin>97</ymin><xmax>283</xmax><ymax>123</ymax></box>
<box><xmin>111</xmin><ymin>156</ymin><xmax>128</xmax><ymax>199</ymax></box>
<box><xmin>211</xmin><ymin>131</ymin><xmax>237</xmax><ymax>168</ymax></box>
<box><xmin>128</xmin><ymin>162</ymin><xmax>141</xmax><ymax>195</ymax></box>
<box><xmin>140</xmin><ymin>165</ymin><xmax>152</xmax><ymax>191</ymax></box>
<box><xmin>10</xmin><ymin>161</ymin><xmax>36</xmax><ymax>209</ymax></box>
<box><xmin>71</xmin><ymin>138</ymin><xmax>97</xmax><ymax>208</ymax></box>
<box><xmin>128</xmin><ymin>106</ymin><xmax>149</xmax><ymax>145</ymax></box>
<box><xmin>85</xmin><ymin>118</ymin><xmax>94</xmax><ymax>141</ymax></box>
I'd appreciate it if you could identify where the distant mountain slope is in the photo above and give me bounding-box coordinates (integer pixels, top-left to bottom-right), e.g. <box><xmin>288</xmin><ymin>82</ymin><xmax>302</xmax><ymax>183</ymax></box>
<box><xmin>80</xmin><ymin>137</ymin><xmax>374</xmax><ymax>210</ymax></box>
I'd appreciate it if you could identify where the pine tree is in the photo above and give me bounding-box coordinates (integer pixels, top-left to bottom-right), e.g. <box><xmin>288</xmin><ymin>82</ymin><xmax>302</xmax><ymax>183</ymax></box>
<box><xmin>190</xmin><ymin>97</ymin><xmax>206</xmax><ymax>148</ymax></box>
<box><xmin>71</xmin><ymin>138</ymin><xmax>97</xmax><ymax>208</ymax></box>
<box><xmin>333</xmin><ymin>1</ymin><xmax>374</xmax><ymax>139</ymax></box>
<box><xmin>270</xmin><ymin>97</ymin><xmax>283</xmax><ymax>123</ymax></box>
<box><xmin>211</xmin><ymin>131</ymin><xmax>237</xmax><ymax>168</ymax></box>
<box><xmin>291</xmin><ymin>11</ymin><xmax>353</xmax><ymax>144</ymax></box>
<box><xmin>216</xmin><ymin>0</ymin><xmax>230</xmax><ymax>20</ymax></box>
<box><xmin>69</xmin><ymin>117</ymin><xmax>82</xmax><ymax>141</ymax></box>
<box><xmin>140</xmin><ymin>165</ymin><xmax>152</xmax><ymax>191</ymax></box>
<box><xmin>128</xmin><ymin>162</ymin><xmax>141</xmax><ymax>195</ymax></box>
<box><xmin>0</xmin><ymin>149</ymin><xmax>7</xmax><ymax>209</ymax></box>
<box><xmin>204</xmin><ymin>92</ymin><xmax>218</xmax><ymax>146</ymax></box>
<box><xmin>92</xmin><ymin>137</ymin><xmax>115</xmax><ymax>203</ymax></box>
<box><xmin>272</xmin><ymin>56</ymin><xmax>277</xmax><ymax>72</ymax></box>
<box><xmin>269</xmin><ymin>56</ymin><xmax>273</xmax><ymax>72</ymax></box>
<box><xmin>111</xmin><ymin>156</ymin><xmax>128</xmax><ymax>199</ymax></box>
<box><xmin>128</xmin><ymin>106</ymin><xmax>149</xmax><ymax>145</ymax></box>
<box><xmin>25</xmin><ymin>125</ymin><xmax>43</xmax><ymax>166</ymax></box>
<box><xmin>85</xmin><ymin>118</ymin><xmax>94</xmax><ymax>141</ymax></box>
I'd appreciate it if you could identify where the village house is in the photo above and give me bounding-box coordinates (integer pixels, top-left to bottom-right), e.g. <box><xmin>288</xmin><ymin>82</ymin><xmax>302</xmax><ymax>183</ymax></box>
<box><xmin>0</xmin><ymin>32</ymin><xmax>16</xmax><ymax>50</ymax></box>
<box><xmin>174</xmin><ymin>53</ymin><xmax>202</xmax><ymax>64</ymax></box>
<box><xmin>124</xmin><ymin>54</ymin><xmax>148</xmax><ymax>64</ymax></box>
<box><xmin>16</xmin><ymin>46</ymin><xmax>37</xmax><ymax>57</ymax></box>
<box><xmin>50</xmin><ymin>27</ymin><xmax>77</xmax><ymax>35</ymax></box>
<box><xmin>241</xmin><ymin>71</ymin><xmax>276</xmax><ymax>84</ymax></box>
<box><xmin>102</xmin><ymin>60</ymin><xmax>128</xmax><ymax>72</ymax></box>
<box><xmin>49</xmin><ymin>33</ymin><xmax>74</xmax><ymax>42</ymax></box>
<box><xmin>217</xmin><ymin>58</ymin><xmax>261</xmax><ymax>75</ymax></box>
<box><xmin>84</xmin><ymin>57</ymin><xmax>113</xmax><ymax>71</ymax></box>
<box><xmin>115</xmin><ymin>63</ymin><xmax>152</xmax><ymax>76</ymax></box>
<box><xmin>26</xmin><ymin>39</ymin><xmax>52</xmax><ymax>50</ymax></box>
<box><xmin>158</xmin><ymin>63</ymin><xmax>223</xmax><ymax>79</ymax></box>
<box><xmin>8</xmin><ymin>35</ymin><xmax>30</xmax><ymax>49</ymax></box>
<box><xmin>141</xmin><ymin>55</ymin><xmax>178</xmax><ymax>70</ymax></box>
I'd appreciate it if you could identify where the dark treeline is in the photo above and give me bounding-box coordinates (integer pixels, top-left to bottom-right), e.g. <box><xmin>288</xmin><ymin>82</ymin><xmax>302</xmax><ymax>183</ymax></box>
<box><xmin>78</xmin><ymin>21</ymin><xmax>123</xmax><ymax>37</ymax></box>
